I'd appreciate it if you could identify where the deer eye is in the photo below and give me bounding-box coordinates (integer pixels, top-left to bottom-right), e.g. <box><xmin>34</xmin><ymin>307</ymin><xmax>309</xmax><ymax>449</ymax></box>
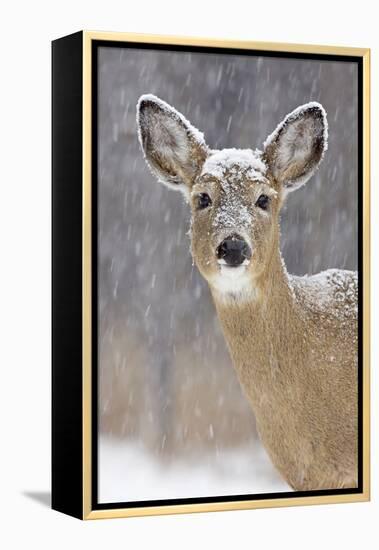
<box><xmin>255</xmin><ymin>194</ymin><xmax>270</xmax><ymax>210</ymax></box>
<box><xmin>197</xmin><ymin>192</ymin><xmax>212</xmax><ymax>210</ymax></box>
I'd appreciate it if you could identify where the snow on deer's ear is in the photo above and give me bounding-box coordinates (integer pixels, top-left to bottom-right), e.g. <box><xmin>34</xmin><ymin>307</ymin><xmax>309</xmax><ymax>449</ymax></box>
<box><xmin>263</xmin><ymin>102</ymin><xmax>328</xmax><ymax>193</ymax></box>
<box><xmin>137</xmin><ymin>94</ymin><xmax>208</xmax><ymax>197</ymax></box>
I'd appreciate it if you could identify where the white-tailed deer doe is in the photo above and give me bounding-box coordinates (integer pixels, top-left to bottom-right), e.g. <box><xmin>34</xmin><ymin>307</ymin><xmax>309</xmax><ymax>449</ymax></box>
<box><xmin>137</xmin><ymin>94</ymin><xmax>358</xmax><ymax>491</ymax></box>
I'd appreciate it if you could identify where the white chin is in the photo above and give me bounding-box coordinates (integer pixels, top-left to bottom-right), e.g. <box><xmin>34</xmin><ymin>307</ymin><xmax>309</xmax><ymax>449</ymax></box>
<box><xmin>220</xmin><ymin>265</ymin><xmax>247</xmax><ymax>276</ymax></box>
<box><xmin>211</xmin><ymin>264</ymin><xmax>253</xmax><ymax>296</ymax></box>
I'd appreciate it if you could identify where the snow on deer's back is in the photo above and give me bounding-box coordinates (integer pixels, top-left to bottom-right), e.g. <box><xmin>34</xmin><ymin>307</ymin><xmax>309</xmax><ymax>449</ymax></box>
<box><xmin>136</xmin><ymin>94</ymin><xmax>358</xmax><ymax>491</ymax></box>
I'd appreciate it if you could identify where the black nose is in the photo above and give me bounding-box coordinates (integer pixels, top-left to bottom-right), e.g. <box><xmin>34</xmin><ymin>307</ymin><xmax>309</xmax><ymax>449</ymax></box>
<box><xmin>216</xmin><ymin>234</ymin><xmax>252</xmax><ymax>267</ymax></box>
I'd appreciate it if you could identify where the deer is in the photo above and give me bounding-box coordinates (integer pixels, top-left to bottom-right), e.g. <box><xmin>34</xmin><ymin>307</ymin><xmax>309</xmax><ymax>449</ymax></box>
<box><xmin>136</xmin><ymin>94</ymin><xmax>358</xmax><ymax>491</ymax></box>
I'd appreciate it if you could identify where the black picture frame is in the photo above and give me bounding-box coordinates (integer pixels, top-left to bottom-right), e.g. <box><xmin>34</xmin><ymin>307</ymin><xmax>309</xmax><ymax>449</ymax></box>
<box><xmin>52</xmin><ymin>31</ymin><xmax>370</xmax><ymax>520</ymax></box>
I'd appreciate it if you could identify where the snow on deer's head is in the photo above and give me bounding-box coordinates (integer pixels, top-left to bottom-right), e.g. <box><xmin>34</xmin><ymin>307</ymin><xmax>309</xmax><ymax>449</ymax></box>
<box><xmin>137</xmin><ymin>95</ymin><xmax>328</xmax><ymax>298</ymax></box>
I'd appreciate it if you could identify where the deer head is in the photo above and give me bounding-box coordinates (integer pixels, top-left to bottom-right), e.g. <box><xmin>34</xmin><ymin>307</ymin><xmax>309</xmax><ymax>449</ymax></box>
<box><xmin>137</xmin><ymin>95</ymin><xmax>328</xmax><ymax>299</ymax></box>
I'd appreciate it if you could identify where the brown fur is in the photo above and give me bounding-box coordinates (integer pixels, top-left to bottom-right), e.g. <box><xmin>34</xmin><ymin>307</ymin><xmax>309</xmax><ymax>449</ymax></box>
<box><xmin>137</xmin><ymin>95</ymin><xmax>358</xmax><ymax>490</ymax></box>
<box><xmin>212</xmin><ymin>255</ymin><xmax>357</xmax><ymax>490</ymax></box>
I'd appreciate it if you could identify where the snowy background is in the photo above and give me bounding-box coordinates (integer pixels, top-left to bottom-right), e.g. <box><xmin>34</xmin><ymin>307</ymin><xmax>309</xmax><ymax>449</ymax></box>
<box><xmin>97</xmin><ymin>46</ymin><xmax>358</xmax><ymax>503</ymax></box>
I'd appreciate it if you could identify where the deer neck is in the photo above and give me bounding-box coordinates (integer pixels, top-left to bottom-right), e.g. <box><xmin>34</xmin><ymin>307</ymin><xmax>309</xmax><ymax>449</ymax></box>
<box><xmin>210</xmin><ymin>247</ymin><xmax>304</xmax><ymax>408</ymax></box>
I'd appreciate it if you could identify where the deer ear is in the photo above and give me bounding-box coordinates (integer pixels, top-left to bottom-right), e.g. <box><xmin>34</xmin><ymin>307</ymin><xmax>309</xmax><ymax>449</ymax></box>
<box><xmin>137</xmin><ymin>94</ymin><xmax>208</xmax><ymax>196</ymax></box>
<box><xmin>263</xmin><ymin>102</ymin><xmax>328</xmax><ymax>193</ymax></box>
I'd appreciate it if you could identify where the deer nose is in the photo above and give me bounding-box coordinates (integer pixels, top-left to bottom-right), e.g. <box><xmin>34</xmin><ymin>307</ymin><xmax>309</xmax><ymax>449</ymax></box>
<box><xmin>216</xmin><ymin>234</ymin><xmax>252</xmax><ymax>267</ymax></box>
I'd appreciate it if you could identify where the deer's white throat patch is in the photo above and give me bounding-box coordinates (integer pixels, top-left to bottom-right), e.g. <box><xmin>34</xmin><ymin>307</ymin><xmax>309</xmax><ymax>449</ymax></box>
<box><xmin>211</xmin><ymin>263</ymin><xmax>256</xmax><ymax>301</ymax></box>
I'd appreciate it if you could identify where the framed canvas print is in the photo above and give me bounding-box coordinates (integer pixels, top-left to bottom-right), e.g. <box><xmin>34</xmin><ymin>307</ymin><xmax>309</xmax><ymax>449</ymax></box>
<box><xmin>52</xmin><ymin>31</ymin><xmax>370</xmax><ymax>520</ymax></box>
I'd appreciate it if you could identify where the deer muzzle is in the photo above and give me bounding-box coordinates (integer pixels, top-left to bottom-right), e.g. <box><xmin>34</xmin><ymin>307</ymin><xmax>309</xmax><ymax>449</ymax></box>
<box><xmin>216</xmin><ymin>234</ymin><xmax>252</xmax><ymax>267</ymax></box>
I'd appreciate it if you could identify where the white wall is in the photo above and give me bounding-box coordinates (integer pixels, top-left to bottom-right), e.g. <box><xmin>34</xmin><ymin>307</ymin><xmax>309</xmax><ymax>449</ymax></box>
<box><xmin>0</xmin><ymin>1</ymin><xmax>377</xmax><ymax>548</ymax></box>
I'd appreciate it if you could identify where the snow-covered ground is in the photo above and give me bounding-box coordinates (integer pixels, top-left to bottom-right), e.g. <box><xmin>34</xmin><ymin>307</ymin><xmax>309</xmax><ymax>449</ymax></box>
<box><xmin>99</xmin><ymin>436</ymin><xmax>290</xmax><ymax>503</ymax></box>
